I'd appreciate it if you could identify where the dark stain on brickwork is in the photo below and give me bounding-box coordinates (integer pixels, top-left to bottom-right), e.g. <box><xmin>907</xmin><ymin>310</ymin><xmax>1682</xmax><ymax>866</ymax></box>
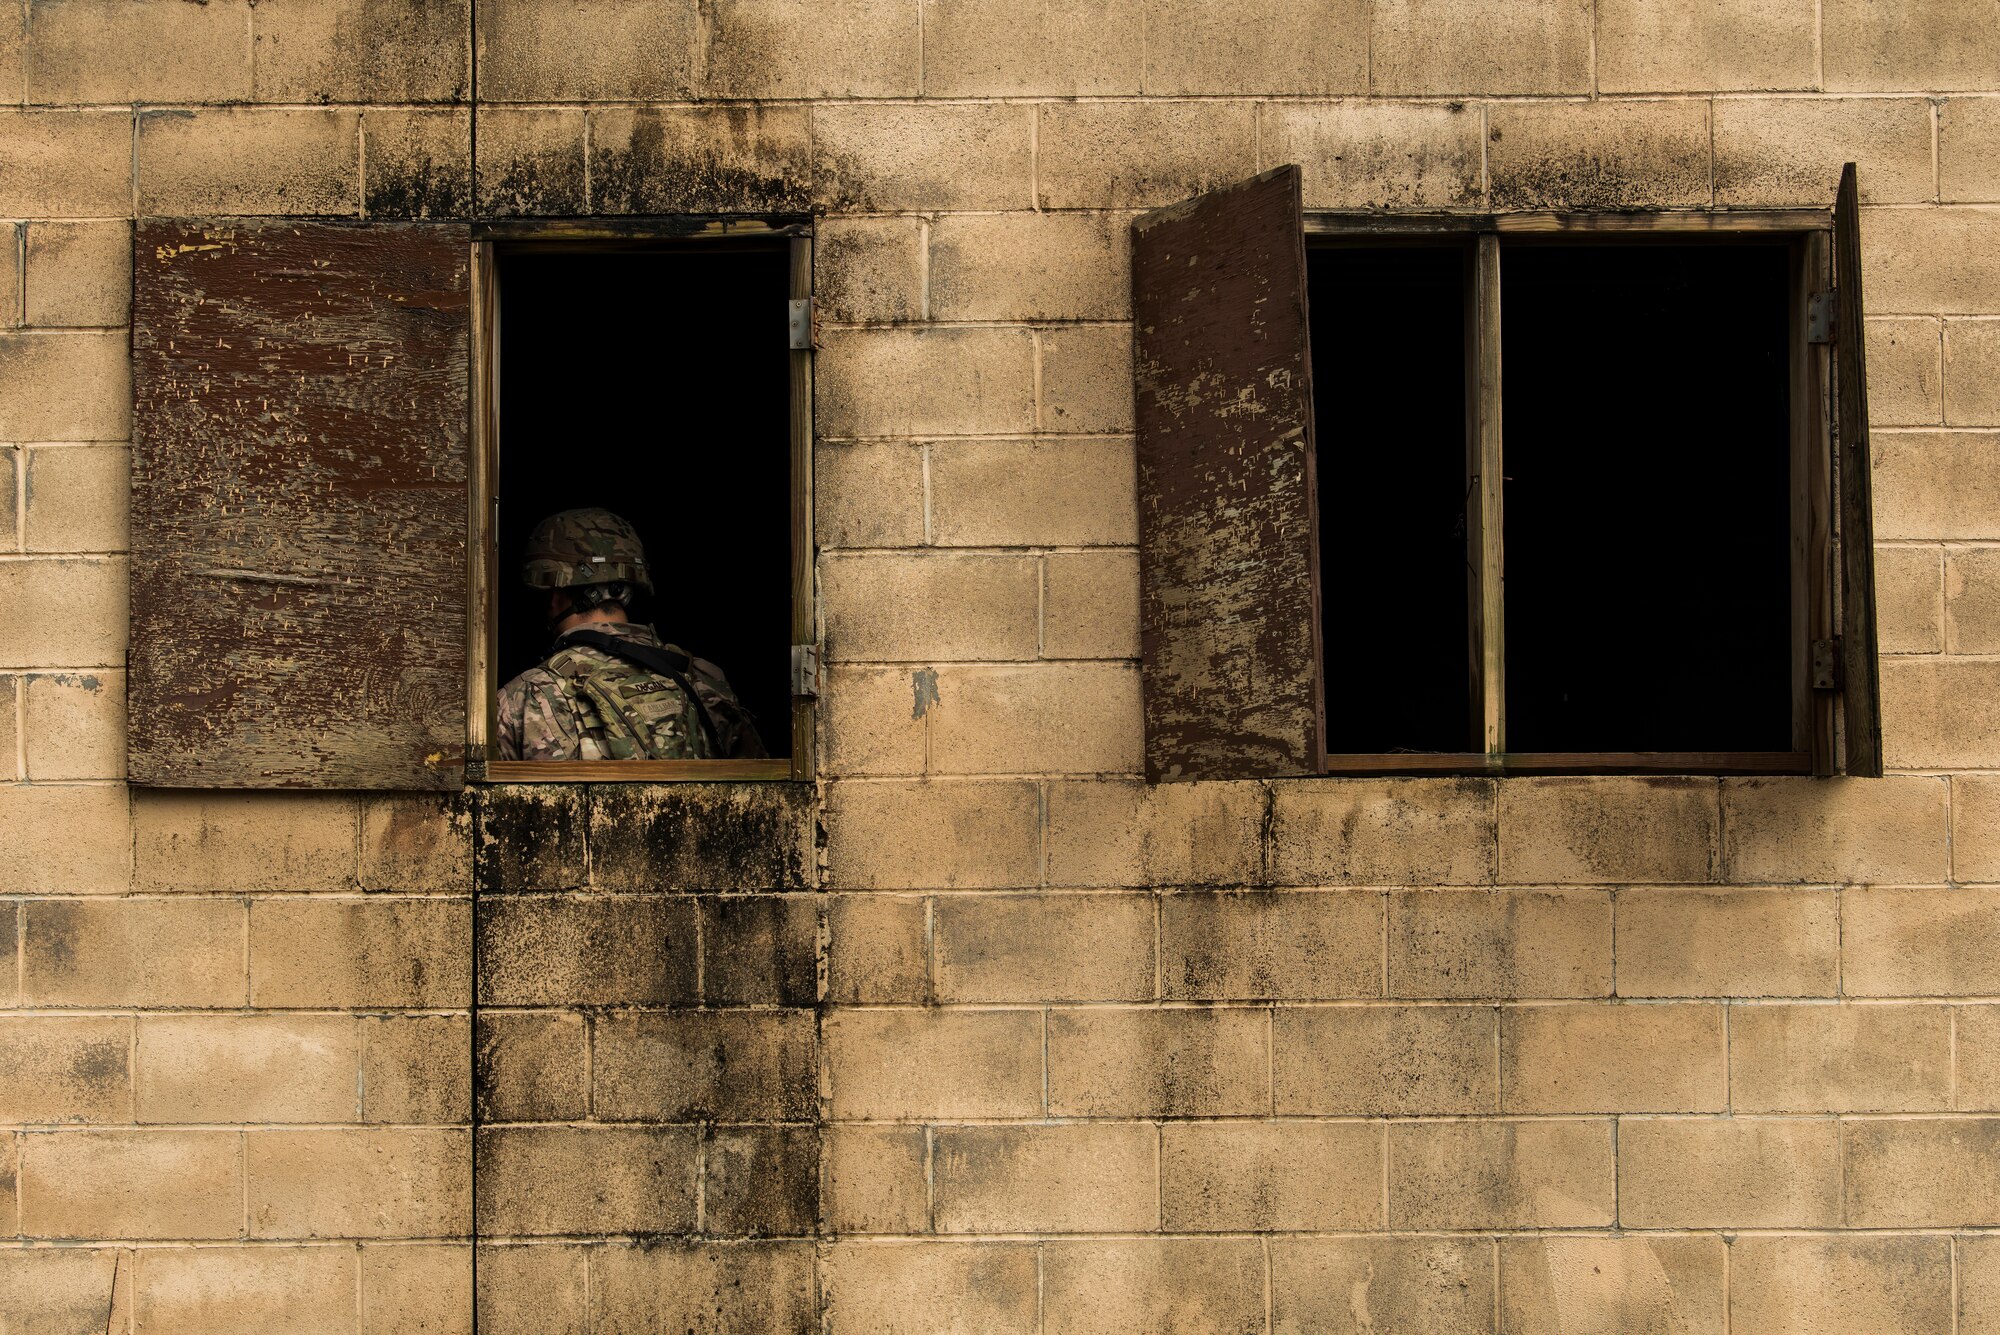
<box><xmin>703</xmin><ymin>1125</ymin><xmax>820</xmax><ymax>1237</ymax></box>
<box><xmin>476</xmin><ymin>143</ymin><xmax>587</xmax><ymax>217</ymax></box>
<box><xmin>476</xmin><ymin>895</ymin><xmax>698</xmax><ymax>1007</ymax></box>
<box><xmin>28</xmin><ymin>901</ymin><xmax>77</xmax><ymax>975</ymax></box>
<box><xmin>366</xmin><ymin>130</ymin><xmax>473</xmax><ymax>219</ymax></box>
<box><xmin>590</xmin><ymin>106</ymin><xmax>814</xmax><ymax>215</ymax></box>
<box><xmin>702</xmin><ymin>896</ymin><xmax>818</xmax><ymax>1006</ymax></box>
<box><xmin>68</xmin><ymin>1035</ymin><xmax>128</xmax><ymax>1090</ymax></box>
<box><xmin>588</xmin><ymin>784</ymin><xmax>813</xmax><ymax>892</ymax></box>
<box><xmin>474</xmin><ymin>786</ymin><xmax>587</xmax><ymax>893</ymax></box>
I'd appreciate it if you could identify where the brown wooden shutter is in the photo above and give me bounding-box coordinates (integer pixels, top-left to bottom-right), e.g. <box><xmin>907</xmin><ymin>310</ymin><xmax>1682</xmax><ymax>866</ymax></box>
<box><xmin>131</xmin><ymin>220</ymin><xmax>471</xmax><ymax>789</ymax></box>
<box><xmin>1132</xmin><ymin>165</ymin><xmax>1325</xmax><ymax>782</ymax></box>
<box><xmin>1833</xmin><ymin>164</ymin><xmax>1883</xmax><ymax>777</ymax></box>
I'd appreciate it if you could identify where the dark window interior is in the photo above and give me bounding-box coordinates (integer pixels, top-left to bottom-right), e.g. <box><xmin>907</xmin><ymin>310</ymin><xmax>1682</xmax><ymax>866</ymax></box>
<box><xmin>495</xmin><ymin>244</ymin><xmax>793</xmax><ymax>758</ymax></box>
<box><xmin>1308</xmin><ymin>243</ymin><xmax>1475</xmax><ymax>753</ymax></box>
<box><xmin>1502</xmin><ymin>242</ymin><xmax>1793</xmax><ymax>753</ymax></box>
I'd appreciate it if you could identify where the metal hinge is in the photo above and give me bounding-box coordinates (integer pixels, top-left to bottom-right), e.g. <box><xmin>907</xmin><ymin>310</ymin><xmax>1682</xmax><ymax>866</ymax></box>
<box><xmin>1812</xmin><ymin>636</ymin><xmax>1843</xmax><ymax>691</ymax></box>
<box><xmin>1807</xmin><ymin>292</ymin><xmax>1836</xmax><ymax>344</ymax></box>
<box><xmin>788</xmin><ymin>297</ymin><xmax>814</xmax><ymax>350</ymax></box>
<box><xmin>791</xmin><ymin>643</ymin><xmax>820</xmax><ymax>697</ymax></box>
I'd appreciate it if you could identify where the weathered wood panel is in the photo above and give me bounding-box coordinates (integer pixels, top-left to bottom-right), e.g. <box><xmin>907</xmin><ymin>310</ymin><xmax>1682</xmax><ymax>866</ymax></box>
<box><xmin>131</xmin><ymin>220</ymin><xmax>471</xmax><ymax>789</ymax></box>
<box><xmin>1132</xmin><ymin>165</ymin><xmax>1325</xmax><ymax>782</ymax></box>
<box><xmin>1833</xmin><ymin>165</ymin><xmax>1883</xmax><ymax>778</ymax></box>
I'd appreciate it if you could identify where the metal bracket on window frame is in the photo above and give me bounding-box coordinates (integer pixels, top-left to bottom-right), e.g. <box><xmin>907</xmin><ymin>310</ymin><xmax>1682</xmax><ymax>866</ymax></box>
<box><xmin>1807</xmin><ymin>292</ymin><xmax>1836</xmax><ymax>344</ymax></box>
<box><xmin>1812</xmin><ymin>637</ymin><xmax>1843</xmax><ymax>691</ymax></box>
<box><xmin>791</xmin><ymin>643</ymin><xmax>820</xmax><ymax>698</ymax></box>
<box><xmin>788</xmin><ymin>297</ymin><xmax>814</xmax><ymax>350</ymax></box>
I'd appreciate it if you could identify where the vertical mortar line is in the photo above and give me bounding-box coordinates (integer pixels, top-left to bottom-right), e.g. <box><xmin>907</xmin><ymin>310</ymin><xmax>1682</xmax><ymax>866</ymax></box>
<box><xmin>695</xmin><ymin>1116</ymin><xmax>707</xmax><ymax>1234</ymax></box>
<box><xmin>1379</xmin><ymin>1120</ymin><xmax>1390</xmax><ymax>1229</ymax></box>
<box><xmin>1722</xmin><ymin>1231</ymin><xmax>1733</xmax><ymax>1335</ymax></box>
<box><xmin>923</xmin><ymin>895</ymin><xmax>936</xmax><ymax>1005</ymax></box>
<box><xmin>1492</xmin><ymin>1004</ymin><xmax>1502</xmax><ymax>1114</ymax></box>
<box><xmin>914</xmin><ymin>0</ymin><xmax>924</xmax><ymax>98</ymax></box>
<box><xmin>1264</xmin><ymin>1006</ymin><xmax>1275</xmax><ymax>1118</ymax></box>
<box><xmin>924</xmin><ymin>1123</ymin><xmax>936</xmax><ymax>1230</ymax></box>
<box><xmin>1030</xmin><ymin>327</ymin><xmax>1045</xmax><ymax>432</ymax></box>
<box><xmin>1478</xmin><ymin>103</ymin><xmax>1490</xmax><ymax>208</ymax></box>
<box><xmin>1813</xmin><ymin>0</ymin><xmax>1824</xmax><ymax>90</ymax></box>
<box><xmin>14</xmin><ymin>221</ymin><xmax>24</xmax><ymax>325</ymax></box>
<box><xmin>1835</xmin><ymin>1113</ymin><xmax>1846</xmax><ymax>1227</ymax></box>
<box><xmin>357</xmin><ymin>113</ymin><xmax>369</xmax><ymax>219</ymax></box>
<box><xmin>355</xmin><ymin>1240</ymin><xmax>366</xmax><ymax>1335</ymax></box>
<box><xmin>1706</xmin><ymin>98</ymin><xmax>1717</xmax><ymax>209</ymax></box>
<box><xmin>14</xmin><ymin>670</ymin><xmax>26</xmax><ymax>780</ymax></box>
<box><xmin>1609</xmin><ymin>886</ymin><xmax>1618</xmax><ymax>997</ymax></box>
<box><xmin>128</xmin><ymin>109</ymin><xmax>140</xmax><ymax>230</ymax></box>
<box><xmin>1040</xmin><ymin>1006</ymin><xmax>1050</xmax><ymax>1115</ymax></box>
<box><xmin>1038</xmin><ymin>779</ymin><xmax>1049</xmax><ymax>888</ymax></box>
<box><xmin>1152</xmin><ymin>891</ymin><xmax>1162</xmax><ymax>1003</ymax></box>
<box><xmin>1950</xmin><ymin>1005</ymin><xmax>1960</xmax><ymax>1110</ymax></box>
<box><xmin>1261</xmin><ymin>1234</ymin><xmax>1273</xmax><ymax>1335</ymax></box>
<box><xmin>1588</xmin><ymin>0</ymin><xmax>1599</xmax><ymax>98</ymax></box>
<box><xmin>127</xmin><ymin>1012</ymin><xmax>138</xmax><ymax>1122</ymax></box>
<box><xmin>1036</xmin><ymin>555</ymin><xmax>1046</xmax><ymax>660</ymax></box>
<box><xmin>1610</xmin><ymin>1114</ymin><xmax>1620</xmax><ymax>1228</ymax></box>
<box><xmin>1932</xmin><ymin>99</ymin><xmax>1943</xmax><ymax>203</ymax></box>
<box><xmin>1035</xmin><ymin>1242</ymin><xmax>1046</xmax><ymax>1335</ymax></box>
<box><xmin>1028</xmin><ymin>105</ymin><xmax>1039</xmax><ymax>210</ymax></box>
<box><xmin>919</xmin><ymin>216</ymin><xmax>933</xmax><ymax>321</ymax></box>
<box><xmin>1153</xmin><ymin>1119</ymin><xmax>1163</xmax><ymax>1232</ymax></box>
<box><xmin>1491</xmin><ymin>1237</ymin><xmax>1502</xmax><ymax>1333</ymax></box>
<box><xmin>920</xmin><ymin>442</ymin><xmax>934</xmax><ymax>544</ymax></box>
<box><xmin>1835</xmin><ymin>884</ymin><xmax>1844</xmax><ymax>998</ymax></box>
<box><xmin>1378</xmin><ymin>889</ymin><xmax>1388</xmax><ymax>997</ymax></box>
<box><xmin>1953</xmin><ymin>1234</ymin><xmax>1962</xmax><ymax>1335</ymax></box>
<box><xmin>1723</xmin><ymin>1002</ymin><xmax>1732</xmax><ymax>1115</ymax></box>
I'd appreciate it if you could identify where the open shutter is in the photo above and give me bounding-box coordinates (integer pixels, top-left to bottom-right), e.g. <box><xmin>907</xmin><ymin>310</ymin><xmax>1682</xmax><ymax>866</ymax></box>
<box><xmin>131</xmin><ymin>221</ymin><xmax>471</xmax><ymax>789</ymax></box>
<box><xmin>1133</xmin><ymin>165</ymin><xmax>1325</xmax><ymax>782</ymax></box>
<box><xmin>1833</xmin><ymin>164</ymin><xmax>1883</xmax><ymax>777</ymax></box>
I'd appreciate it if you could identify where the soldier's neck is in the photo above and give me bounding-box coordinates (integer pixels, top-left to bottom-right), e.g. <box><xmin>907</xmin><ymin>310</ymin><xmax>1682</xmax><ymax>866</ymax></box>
<box><xmin>555</xmin><ymin>606</ymin><xmax>630</xmax><ymax>636</ymax></box>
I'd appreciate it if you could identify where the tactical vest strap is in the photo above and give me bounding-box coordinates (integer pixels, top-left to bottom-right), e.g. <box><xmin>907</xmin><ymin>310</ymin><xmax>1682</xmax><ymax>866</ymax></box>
<box><xmin>552</xmin><ymin>630</ymin><xmax>723</xmax><ymax>758</ymax></box>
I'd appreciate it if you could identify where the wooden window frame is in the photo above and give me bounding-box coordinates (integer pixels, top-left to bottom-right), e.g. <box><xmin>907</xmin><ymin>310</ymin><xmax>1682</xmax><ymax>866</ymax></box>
<box><xmin>1304</xmin><ymin>209</ymin><xmax>1835</xmax><ymax>778</ymax></box>
<box><xmin>465</xmin><ymin>218</ymin><xmax>816</xmax><ymax>784</ymax></box>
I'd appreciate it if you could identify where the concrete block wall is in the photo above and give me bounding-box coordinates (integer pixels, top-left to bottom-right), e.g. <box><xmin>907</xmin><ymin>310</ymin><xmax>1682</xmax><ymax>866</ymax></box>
<box><xmin>0</xmin><ymin>0</ymin><xmax>1997</xmax><ymax>1330</ymax></box>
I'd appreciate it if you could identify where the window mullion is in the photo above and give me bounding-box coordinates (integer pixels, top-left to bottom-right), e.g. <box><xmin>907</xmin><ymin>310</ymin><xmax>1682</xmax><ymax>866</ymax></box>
<box><xmin>1473</xmin><ymin>233</ymin><xmax>1506</xmax><ymax>757</ymax></box>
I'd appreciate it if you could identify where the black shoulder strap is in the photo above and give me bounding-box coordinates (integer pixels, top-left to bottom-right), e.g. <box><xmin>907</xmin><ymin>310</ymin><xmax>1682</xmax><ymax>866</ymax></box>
<box><xmin>552</xmin><ymin>630</ymin><xmax>722</xmax><ymax>757</ymax></box>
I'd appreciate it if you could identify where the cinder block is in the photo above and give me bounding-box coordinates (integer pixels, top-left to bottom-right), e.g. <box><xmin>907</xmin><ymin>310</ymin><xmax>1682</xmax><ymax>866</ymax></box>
<box><xmin>1946</xmin><ymin>321</ymin><xmax>2000</xmax><ymax>425</ymax></box>
<box><xmin>1270</xmin><ymin>777</ymin><xmax>1495</xmax><ymax>886</ymax></box>
<box><xmin>1846</xmin><ymin>886</ymin><xmax>2000</xmax><ymax>995</ymax></box>
<box><xmin>1144</xmin><ymin>0</ymin><xmax>1366</xmax><ymax>94</ymax></box>
<box><xmin>825</xmin><ymin>558</ymin><xmax>1043</xmax><ymax>672</ymax></box>
<box><xmin>0</xmin><ymin>333</ymin><xmax>129</xmax><ymax>440</ymax></box>
<box><xmin>1962</xmin><ymin>1236</ymin><xmax>2000</xmax><ymax>1335</ymax></box>
<box><xmin>133</xmin><ymin>791</ymin><xmax>357</xmax><ymax>892</ymax></box>
<box><xmin>814</xmin><ymin>219</ymin><xmax>924</xmax><ymax>326</ymax></box>
<box><xmin>934</xmin><ymin>1123</ymin><xmax>1155</xmax><ymax>1233</ymax></box>
<box><xmin>474</xmin><ymin>1012</ymin><xmax>586</xmax><ymax>1123</ymax></box>
<box><xmin>252</xmin><ymin>0</ymin><xmax>468</xmax><ymax>102</ymax></box>
<box><xmin>929</xmin><ymin>438</ymin><xmax>1137</xmax><ymax>547</ymax></box>
<box><xmin>0</xmin><ymin>676</ymin><xmax>13</xmax><ymax>778</ymax></box>
<box><xmin>472</xmin><ymin>108</ymin><xmax>584</xmax><ymax>216</ymax></box>
<box><xmin>1499</xmin><ymin>1235</ymin><xmax>1725</xmax><ymax>1335</ymax></box>
<box><xmin>247</xmin><ymin>1128</ymin><xmax>470</xmax><ymax>1239</ymax></box>
<box><xmin>589</xmin><ymin>106</ymin><xmax>811</xmax><ymax>215</ymax></box>
<box><xmin>927</xmin><ymin>664</ymin><xmax>1143</xmax><ymax>776</ymax></box>
<box><xmin>1274</xmin><ymin>1004</ymin><xmax>1497</xmax><ymax>1114</ymax></box>
<box><xmin>23</xmin><ymin>221</ymin><xmax>128</xmax><ymax>327</ymax></box>
<box><xmin>1965</xmin><ymin>1005</ymin><xmax>2000</xmax><ymax>1109</ymax></box>
<box><xmin>1160</xmin><ymin>889</ymin><xmax>1381</xmax><ymax>1000</ymax></box>
<box><xmin>361</xmin><ymin>1244</ymin><xmax>472</xmax><ymax>1335</ymax></box>
<box><xmin>1822</xmin><ymin>0</ymin><xmax>2000</xmax><ymax>92</ymax></box>
<box><xmin>1498</xmin><ymin>777</ymin><xmax>1717</xmax><ymax>884</ymax></box>
<box><xmin>702</xmin><ymin>895</ymin><xmax>816</xmax><ymax>1006</ymax></box>
<box><xmin>1878</xmin><ymin>543</ymin><xmax>1946</xmax><ymax>652</ymax></box>
<box><xmin>1732</xmin><ymin>1002</ymin><xmax>1950</xmax><ymax>1111</ymax></box>
<box><xmin>0</xmin><ymin>110</ymin><xmax>131</xmax><ymax>216</ymax></box>
<box><xmin>825</xmin><ymin>667</ymin><xmax>926</xmax><ymax>777</ymax></box>
<box><xmin>1039</xmin><ymin>325</ymin><xmax>1135</xmax><ymax>433</ymax></box>
<box><xmin>824</xmin><ymin>1242</ymin><xmax>1037</xmax><ymax>1335</ymax></box>
<box><xmin>1047</xmin><ymin>1006</ymin><xmax>1266</xmax><ymax>1117</ymax></box>
<box><xmin>1949</xmin><ymin>546</ymin><xmax>2000</xmax><ymax>652</ymax></box>
<box><xmin>24</xmin><ymin>898</ymin><xmax>242</xmax><ymax>1007</ymax></box>
<box><xmin>362</xmin><ymin>109</ymin><xmax>473</xmax><ymax>219</ymax></box>
<box><xmin>360</xmin><ymin>794</ymin><xmax>473</xmax><ymax>893</ymax></box>
<box><xmin>1501</xmin><ymin>1003</ymin><xmax>1727</xmax><ymax>1113</ymax></box>
<box><xmin>1487</xmin><ymin>100</ymin><xmax>1711</xmax><ymax>210</ymax></box>
<box><xmin>26</xmin><ymin>0</ymin><xmax>252</xmax><ymax>103</ymax></box>
<box><xmin>475</xmin><ymin>1244</ymin><xmax>587</xmax><ymax>1335</ymax></box>
<box><xmin>703</xmin><ymin>0</ymin><xmax>916</xmax><ymax>97</ymax></box>
<box><xmin>1874</xmin><ymin>431</ymin><xmax>2000</xmax><ymax>539</ymax></box>
<box><xmin>1044</xmin><ymin>779</ymin><xmax>1264</xmax><ymax>888</ymax></box>
<box><xmin>472</xmin><ymin>785</ymin><xmax>585</xmax><ymax>893</ymax></box>
<box><xmin>1037</xmin><ymin>102</ymin><xmax>1256</xmax><ymax>209</ymax></box>
<box><xmin>22</xmin><ymin>1130</ymin><xmax>242</xmax><ymax>1239</ymax></box>
<box><xmin>1259</xmin><ymin>102</ymin><xmax>1482</xmax><ymax>209</ymax></box>
<box><xmin>475</xmin><ymin>1125</ymin><xmax>696</xmax><ymax>1236</ymax></box>
<box><xmin>362</xmin><ymin>1014</ymin><xmax>471</xmax><ymax>1125</ymax></box>
<box><xmin>473</xmin><ymin>0</ymin><xmax>696</xmax><ymax>100</ymax></box>
<box><xmin>1619</xmin><ymin>1116</ymin><xmax>1840</xmax><ymax>1227</ymax></box>
<box><xmin>933</xmin><ymin>213</ymin><xmax>1130</xmax><ymax>323</ymax></box>
<box><xmin>1956</xmin><ymin>775</ymin><xmax>2000</xmax><ymax>882</ymax></box>
<box><xmin>818</xmin><ymin>327</ymin><xmax>1036</xmax><ymax>439</ymax></box>
<box><xmin>823</xmin><ymin>1124</ymin><xmax>928</xmax><ymax>1234</ymax></box>
<box><xmin>816</xmin><ymin>442</ymin><xmax>924</xmax><ymax>550</ymax></box>
<box><xmin>1162</xmin><ymin>1122</ymin><xmax>1381</xmax><ymax>1230</ymax></box>
<box><xmin>702</xmin><ymin>1124</ymin><xmax>818</xmax><ymax>1237</ymax></box>
<box><xmin>823</xmin><ymin>1008</ymin><xmax>1042</xmax><ymax>1119</ymax></box>
<box><xmin>1942</xmin><ymin>97</ymin><xmax>2000</xmax><ymax>203</ymax></box>
<box><xmin>1273</xmin><ymin>1237</ymin><xmax>1493</xmax><ymax>1335</ymax></box>
<box><xmin>1844</xmin><ymin>1116</ymin><xmax>2000</xmax><ymax>1225</ymax></box>
<box><xmin>814</xmin><ymin>104</ymin><xmax>1033</xmax><ymax>211</ymax></box>
<box><xmin>1863</xmin><ymin>209</ymin><xmax>2000</xmax><ymax>316</ymax></box>
<box><xmin>1720</xmin><ymin>776</ymin><xmax>1948</xmax><ymax>884</ymax></box>
<box><xmin>1616</xmin><ymin>887</ymin><xmax>1838</xmax><ymax>997</ymax></box>
<box><xmin>474</xmin><ymin>896</ymin><xmax>691</xmax><ymax>1006</ymax></box>
<box><xmin>0</xmin><ymin>782</ymin><xmax>128</xmax><ymax>893</ymax></box>
<box><xmin>1732</xmin><ymin>1228</ymin><xmax>1926</xmax><ymax>1333</ymax></box>
<box><xmin>1387</xmin><ymin>887</ymin><xmax>1612</xmax><ymax>999</ymax></box>
<box><xmin>0</xmin><ymin>1251</ymin><xmax>132</xmax><ymax>1335</ymax></box>
<box><xmin>24</xmin><ymin>670</ymin><xmax>123</xmax><ymax>780</ymax></box>
<box><xmin>918</xmin><ymin>0</ymin><xmax>1142</xmax><ymax>96</ymax></box>
<box><xmin>592</xmin><ymin>1010</ymin><xmax>814</xmax><ymax>1121</ymax></box>
<box><xmin>1372</xmin><ymin>0</ymin><xmax>1590</xmax><ymax>94</ymax></box>
<box><xmin>1866</xmin><ymin>318</ymin><xmax>1946</xmax><ymax>425</ymax></box>
<box><xmin>591</xmin><ymin>1241</ymin><xmax>815</xmax><ymax>1333</ymax></box>
<box><xmin>822</xmin><ymin>778</ymin><xmax>1042</xmax><ymax>889</ymax></box>
<box><xmin>0</xmin><ymin>1016</ymin><xmax>131</xmax><ymax>1123</ymax></box>
<box><xmin>1387</xmin><ymin>1119</ymin><xmax>1614</xmax><ymax>1228</ymax></box>
<box><xmin>137</xmin><ymin>1015</ymin><xmax>357</xmax><ymax>1124</ymax></box>
<box><xmin>1043</xmin><ymin>550</ymin><xmax>1141</xmax><ymax>661</ymax></box>
<box><xmin>825</xmin><ymin>892</ymin><xmax>929</xmax><ymax>1003</ymax></box>
<box><xmin>934</xmin><ymin>891</ymin><xmax>1152</xmax><ymax>1002</ymax></box>
<box><xmin>1599</xmin><ymin>0</ymin><xmax>1815</xmax><ymax>92</ymax></box>
<box><xmin>1720</xmin><ymin>97</ymin><xmax>1935</xmax><ymax>208</ymax></box>
<box><xmin>1884</xmin><ymin>657</ymin><xmax>2000</xmax><ymax>766</ymax></box>
<box><xmin>138</xmin><ymin>108</ymin><xmax>360</xmax><ymax>217</ymax></box>
<box><xmin>1041</xmin><ymin>1239</ymin><xmax>1264</xmax><ymax>1335</ymax></box>
<box><xmin>253</xmin><ymin>898</ymin><xmax>470</xmax><ymax>1008</ymax></box>
<box><xmin>22</xmin><ymin>445</ymin><xmax>127</xmax><ymax>559</ymax></box>
<box><xmin>135</xmin><ymin>1246</ymin><xmax>357</xmax><ymax>1335</ymax></box>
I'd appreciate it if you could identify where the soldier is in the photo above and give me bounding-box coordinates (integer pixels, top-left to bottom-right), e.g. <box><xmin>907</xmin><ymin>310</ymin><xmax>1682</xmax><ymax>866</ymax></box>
<box><xmin>496</xmin><ymin>508</ymin><xmax>768</xmax><ymax>761</ymax></box>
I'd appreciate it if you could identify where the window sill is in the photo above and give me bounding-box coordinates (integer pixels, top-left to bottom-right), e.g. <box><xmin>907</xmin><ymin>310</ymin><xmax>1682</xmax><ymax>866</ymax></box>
<box><xmin>478</xmin><ymin>759</ymin><xmax>798</xmax><ymax>783</ymax></box>
<box><xmin>1321</xmin><ymin>751</ymin><xmax>1812</xmax><ymax>777</ymax></box>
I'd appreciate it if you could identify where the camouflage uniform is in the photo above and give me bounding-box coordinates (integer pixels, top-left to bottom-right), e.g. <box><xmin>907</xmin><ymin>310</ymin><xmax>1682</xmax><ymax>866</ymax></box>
<box><xmin>496</xmin><ymin>620</ymin><xmax>766</xmax><ymax>761</ymax></box>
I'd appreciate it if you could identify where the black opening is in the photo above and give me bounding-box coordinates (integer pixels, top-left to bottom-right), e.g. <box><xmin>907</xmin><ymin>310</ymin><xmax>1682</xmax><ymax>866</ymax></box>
<box><xmin>1308</xmin><ymin>243</ymin><xmax>1475</xmax><ymax>754</ymax></box>
<box><xmin>495</xmin><ymin>243</ymin><xmax>793</xmax><ymax>758</ymax></box>
<box><xmin>1502</xmin><ymin>241</ymin><xmax>1793</xmax><ymax>753</ymax></box>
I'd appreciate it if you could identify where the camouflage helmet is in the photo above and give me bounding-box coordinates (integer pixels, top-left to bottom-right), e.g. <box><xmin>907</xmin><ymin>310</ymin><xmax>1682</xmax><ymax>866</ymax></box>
<box><xmin>521</xmin><ymin>508</ymin><xmax>655</xmax><ymax>594</ymax></box>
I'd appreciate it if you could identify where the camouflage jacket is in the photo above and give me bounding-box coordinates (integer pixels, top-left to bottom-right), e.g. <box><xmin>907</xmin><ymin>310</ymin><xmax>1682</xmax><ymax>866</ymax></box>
<box><xmin>496</xmin><ymin>621</ymin><xmax>768</xmax><ymax>761</ymax></box>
